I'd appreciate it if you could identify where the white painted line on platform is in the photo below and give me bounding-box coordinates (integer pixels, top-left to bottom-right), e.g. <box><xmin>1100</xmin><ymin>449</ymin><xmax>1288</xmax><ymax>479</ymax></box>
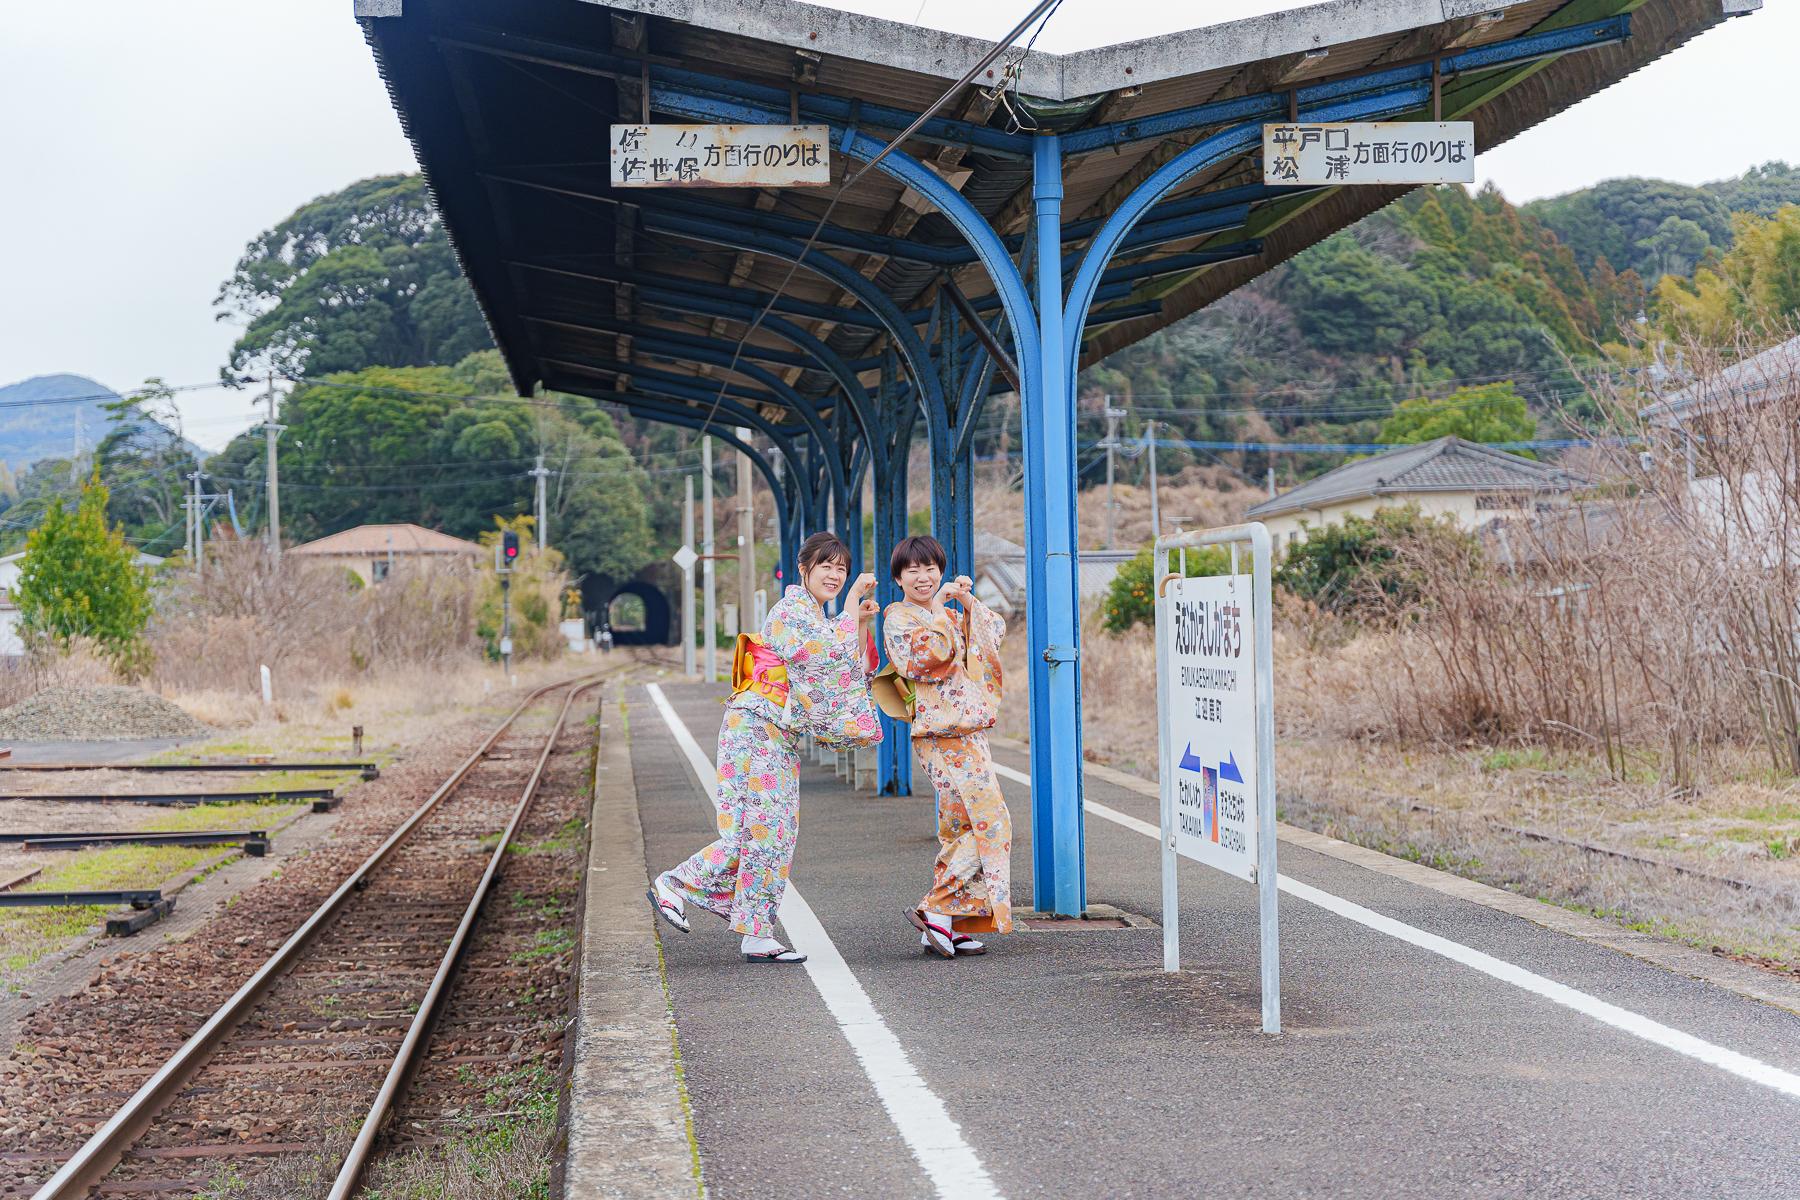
<box><xmin>646</xmin><ymin>684</ymin><xmax>1005</xmax><ymax>1200</ymax></box>
<box><xmin>991</xmin><ymin>760</ymin><xmax>1800</xmax><ymax>1102</ymax></box>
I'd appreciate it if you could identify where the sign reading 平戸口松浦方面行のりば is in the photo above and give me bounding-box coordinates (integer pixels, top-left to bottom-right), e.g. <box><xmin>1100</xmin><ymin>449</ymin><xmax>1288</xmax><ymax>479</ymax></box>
<box><xmin>609</xmin><ymin>124</ymin><xmax>832</xmax><ymax>188</ymax></box>
<box><xmin>1262</xmin><ymin>121</ymin><xmax>1475</xmax><ymax>185</ymax></box>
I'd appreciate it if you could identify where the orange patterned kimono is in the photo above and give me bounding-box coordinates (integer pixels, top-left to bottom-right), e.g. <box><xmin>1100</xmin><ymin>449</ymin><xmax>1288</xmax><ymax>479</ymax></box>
<box><xmin>882</xmin><ymin>596</ymin><xmax>1012</xmax><ymax>934</ymax></box>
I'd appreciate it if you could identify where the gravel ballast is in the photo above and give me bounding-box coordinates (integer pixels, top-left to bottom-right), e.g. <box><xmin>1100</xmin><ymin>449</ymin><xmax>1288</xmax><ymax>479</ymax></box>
<box><xmin>0</xmin><ymin>686</ymin><xmax>211</xmax><ymax>741</ymax></box>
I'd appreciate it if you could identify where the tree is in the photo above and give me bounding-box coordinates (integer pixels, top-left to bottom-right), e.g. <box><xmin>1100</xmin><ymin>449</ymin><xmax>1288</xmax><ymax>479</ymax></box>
<box><xmin>95</xmin><ymin>378</ymin><xmax>198</xmax><ymax>553</ymax></box>
<box><xmin>1101</xmin><ymin>543</ymin><xmax>1230</xmax><ymax>632</ymax></box>
<box><xmin>1656</xmin><ymin>204</ymin><xmax>1800</xmax><ymax>341</ymax></box>
<box><xmin>1274</xmin><ymin>507</ymin><xmax>1458</xmax><ymax>616</ymax></box>
<box><xmin>1377</xmin><ymin>381</ymin><xmax>1536</xmax><ymax>450</ymax></box>
<box><xmin>215</xmin><ymin>175</ymin><xmax>491</xmax><ymax>380</ymax></box>
<box><xmin>16</xmin><ymin>474</ymin><xmax>154</xmax><ymax>672</ymax></box>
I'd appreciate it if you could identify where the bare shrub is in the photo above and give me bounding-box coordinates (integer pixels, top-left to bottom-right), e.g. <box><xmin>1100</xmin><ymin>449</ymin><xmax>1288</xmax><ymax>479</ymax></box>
<box><xmin>1369</xmin><ymin>322</ymin><xmax>1800</xmax><ymax>788</ymax></box>
<box><xmin>145</xmin><ymin>536</ymin><xmax>487</xmax><ymax>698</ymax></box>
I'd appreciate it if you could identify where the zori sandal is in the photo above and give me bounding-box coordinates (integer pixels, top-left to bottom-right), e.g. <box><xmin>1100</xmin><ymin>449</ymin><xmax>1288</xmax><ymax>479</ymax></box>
<box><xmin>951</xmin><ymin>934</ymin><xmax>987</xmax><ymax>955</ymax></box>
<box><xmin>646</xmin><ymin>880</ymin><xmax>690</xmax><ymax>934</ymax></box>
<box><xmin>742</xmin><ymin>944</ymin><xmax>808</xmax><ymax>964</ymax></box>
<box><xmin>907</xmin><ymin>909</ymin><xmax>956</xmax><ymax>958</ymax></box>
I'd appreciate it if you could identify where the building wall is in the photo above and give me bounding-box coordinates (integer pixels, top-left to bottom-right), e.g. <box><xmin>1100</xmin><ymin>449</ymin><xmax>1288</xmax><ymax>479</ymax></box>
<box><xmin>296</xmin><ymin>553</ymin><xmax>480</xmax><ymax>586</ymax></box>
<box><xmin>1259</xmin><ymin>490</ymin><xmax>1545</xmax><ymax>557</ymax></box>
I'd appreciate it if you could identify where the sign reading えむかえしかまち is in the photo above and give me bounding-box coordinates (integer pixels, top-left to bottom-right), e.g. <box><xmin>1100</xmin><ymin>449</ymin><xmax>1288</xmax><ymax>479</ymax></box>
<box><xmin>1158</xmin><ymin>573</ymin><xmax>1259</xmax><ymax>882</ymax></box>
<box><xmin>610</xmin><ymin>125</ymin><xmax>832</xmax><ymax>188</ymax></box>
<box><xmin>1262</xmin><ymin>121</ymin><xmax>1475</xmax><ymax>185</ymax></box>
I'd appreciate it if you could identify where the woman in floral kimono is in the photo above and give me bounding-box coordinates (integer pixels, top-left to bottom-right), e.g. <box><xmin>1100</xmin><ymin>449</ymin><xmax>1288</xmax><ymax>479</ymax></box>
<box><xmin>883</xmin><ymin>535</ymin><xmax>1011</xmax><ymax>958</ymax></box>
<box><xmin>647</xmin><ymin>532</ymin><xmax>881</xmax><ymax>964</ymax></box>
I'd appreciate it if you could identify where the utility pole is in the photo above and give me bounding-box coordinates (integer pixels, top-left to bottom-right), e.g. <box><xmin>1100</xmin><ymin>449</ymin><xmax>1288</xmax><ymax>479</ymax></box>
<box><xmin>1102</xmin><ymin>399</ymin><xmax>1127</xmax><ymax>549</ymax></box>
<box><xmin>702</xmin><ymin>436</ymin><xmax>717</xmax><ymax>683</ymax></box>
<box><xmin>1146</xmin><ymin>420</ymin><xmax>1160</xmax><ymax>541</ymax></box>
<box><xmin>530</xmin><ymin>453</ymin><xmax>550</xmax><ymax>552</ymax></box>
<box><xmin>262</xmin><ymin>371</ymin><xmax>284</xmax><ymax>560</ymax></box>
<box><xmin>188</xmin><ymin>470</ymin><xmax>205</xmax><ymax>572</ymax></box>
<box><xmin>682</xmin><ymin>475</ymin><xmax>697</xmax><ymax>678</ymax></box>
<box><xmin>1267</xmin><ymin>465</ymin><xmax>1276</xmax><ymax>499</ymax></box>
<box><xmin>736</xmin><ymin>428</ymin><xmax>755</xmax><ymax>637</ymax></box>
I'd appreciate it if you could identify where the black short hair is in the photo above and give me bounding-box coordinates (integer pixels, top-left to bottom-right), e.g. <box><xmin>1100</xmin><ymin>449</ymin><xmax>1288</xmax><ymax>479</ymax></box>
<box><xmin>889</xmin><ymin>534</ymin><xmax>947</xmax><ymax>580</ymax></box>
<box><xmin>797</xmin><ymin>531</ymin><xmax>851</xmax><ymax>574</ymax></box>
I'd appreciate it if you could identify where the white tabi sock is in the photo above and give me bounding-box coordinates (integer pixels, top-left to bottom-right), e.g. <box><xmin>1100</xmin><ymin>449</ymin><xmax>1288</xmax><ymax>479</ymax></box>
<box><xmin>741</xmin><ymin>933</ymin><xmax>786</xmax><ymax>955</ymax></box>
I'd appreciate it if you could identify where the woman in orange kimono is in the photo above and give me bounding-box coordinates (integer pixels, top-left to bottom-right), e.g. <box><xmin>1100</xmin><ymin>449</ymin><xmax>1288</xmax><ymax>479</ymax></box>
<box><xmin>882</xmin><ymin>535</ymin><xmax>1011</xmax><ymax>958</ymax></box>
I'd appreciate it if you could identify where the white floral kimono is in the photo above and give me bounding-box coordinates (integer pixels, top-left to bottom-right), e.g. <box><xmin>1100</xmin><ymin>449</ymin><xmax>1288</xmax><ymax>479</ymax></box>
<box><xmin>667</xmin><ymin>586</ymin><xmax>880</xmax><ymax>935</ymax></box>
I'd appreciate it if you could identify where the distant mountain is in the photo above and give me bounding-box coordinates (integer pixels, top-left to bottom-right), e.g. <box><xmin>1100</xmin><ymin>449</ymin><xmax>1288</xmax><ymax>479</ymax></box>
<box><xmin>0</xmin><ymin>374</ymin><xmax>120</xmax><ymax>471</ymax></box>
<box><xmin>1523</xmin><ymin>161</ymin><xmax>1800</xmax><ymax>282</ymax></box>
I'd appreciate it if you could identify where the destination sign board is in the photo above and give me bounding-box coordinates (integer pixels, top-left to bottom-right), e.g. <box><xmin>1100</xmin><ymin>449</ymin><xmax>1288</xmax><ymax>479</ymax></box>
<box><xmin>1263</xmin><ymin>121</ymin><xmax>1476</xmax><ymax>185</ymax></box>
<box><xmin>1157</xmin><ymin>573</ymin><xmax>1259</xmax><ymax>882</ymax></box>
<box><xmin>610</xmin><ymin>124</ymin><xmax>832</xmax><ymax>188</ymax></box>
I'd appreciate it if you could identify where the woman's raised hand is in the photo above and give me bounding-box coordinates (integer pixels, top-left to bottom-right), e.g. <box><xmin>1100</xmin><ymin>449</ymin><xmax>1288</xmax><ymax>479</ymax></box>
<box><xmin>846</xmin><ymin>572</ymin><xmax>878</xmax><ymax>606</ymax></box>
<box><xmin>857</xmin><ymin>596</ymin><xmax>880</xmax><ymax>619</ymax></box>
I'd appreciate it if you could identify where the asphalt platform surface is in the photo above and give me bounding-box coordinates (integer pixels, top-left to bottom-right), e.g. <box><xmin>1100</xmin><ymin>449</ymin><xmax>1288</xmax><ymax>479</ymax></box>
<box><xmin>632</xmin><ymin>681</ymin><xmax>1800</xmax><ymax>1199</ymax></box>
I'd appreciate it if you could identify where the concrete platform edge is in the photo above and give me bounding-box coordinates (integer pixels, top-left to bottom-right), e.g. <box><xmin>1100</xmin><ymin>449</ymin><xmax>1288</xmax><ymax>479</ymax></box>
<box><xmin>990</xmin><ymin>735</ymin><xmax>1800</xmax><ymax>1018</ymax></box>
<box><xmin>565</xmin><ymin>684</ymin><xmax>703</xmax><ymax>1199</ymax></box>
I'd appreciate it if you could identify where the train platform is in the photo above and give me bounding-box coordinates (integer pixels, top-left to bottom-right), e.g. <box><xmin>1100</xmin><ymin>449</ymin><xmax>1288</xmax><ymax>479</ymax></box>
<box><xmin>570</xmin><ymin>679</ymin><xmax>1800</xmax><ymax>1199</ymax></box>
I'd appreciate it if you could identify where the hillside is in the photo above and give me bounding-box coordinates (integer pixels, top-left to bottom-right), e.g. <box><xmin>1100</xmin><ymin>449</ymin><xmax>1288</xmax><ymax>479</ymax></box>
<box><xmin>0</xmin><ymin>374</ymin><xmax>119</xmax><ymax>471</ymax></box>
<box><xmin>1075</xmin><ymin>162</ymin><xmax>1800</xmax><ymax>487</ymax></box>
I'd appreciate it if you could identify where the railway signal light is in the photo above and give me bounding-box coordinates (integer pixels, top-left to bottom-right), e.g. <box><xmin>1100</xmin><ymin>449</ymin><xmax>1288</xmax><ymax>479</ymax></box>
<box><xmin>502</xmin><ymin>531</ymin><xmax>520</xmax><ymax>562</ymax></box>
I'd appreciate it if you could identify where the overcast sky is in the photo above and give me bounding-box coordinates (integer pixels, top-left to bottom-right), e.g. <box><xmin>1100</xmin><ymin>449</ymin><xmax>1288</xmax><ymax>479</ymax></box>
<box><xmin>3</xmin><ymin>0</ymin><xmax>1794</xmax><ymax>450</ymax></box>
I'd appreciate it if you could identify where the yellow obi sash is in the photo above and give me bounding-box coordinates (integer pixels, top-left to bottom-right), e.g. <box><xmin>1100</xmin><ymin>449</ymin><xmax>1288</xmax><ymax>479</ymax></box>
<box><xmin>731</xmin><ymin>633</ymin><xmax>789</xmax><ymax>705</ymax></box>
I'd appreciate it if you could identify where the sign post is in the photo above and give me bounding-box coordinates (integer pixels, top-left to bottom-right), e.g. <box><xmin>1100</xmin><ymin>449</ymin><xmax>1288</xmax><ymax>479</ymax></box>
<box><xmin>611</xmin><ymin>124</ymin><xmax>832</xmax><ymax>188</ymax></box>
<box><xmin>1262</xmin><ymin>121</ymin><xmax>1475</xmax><ymax>186</ymax></box>
<box><xmin>1153</xmin><ymin>522</ymin><xmax>1280</xmax><ymax>1033</ymax></box>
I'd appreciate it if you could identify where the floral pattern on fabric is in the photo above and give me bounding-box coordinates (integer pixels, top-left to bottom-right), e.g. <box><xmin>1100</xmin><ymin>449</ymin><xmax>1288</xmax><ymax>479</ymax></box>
<box><xmin>741</xmin><ymin>585</ymin><xmax>882</xmax><ymax>748</ymax></box>
<box><xmin>666</xmin><ymin>707</ymin><xmax>800</xmax><ymax>937</ymax></box>
<box><xmin>882</xmin><ymin>597</ymin><xmax>1007</xmax><ymax>738</ymax></box>
<box><xmin>916</xmin><ymin>731</ymin><xmax>1012</xmax><ymax>934</ymax></box>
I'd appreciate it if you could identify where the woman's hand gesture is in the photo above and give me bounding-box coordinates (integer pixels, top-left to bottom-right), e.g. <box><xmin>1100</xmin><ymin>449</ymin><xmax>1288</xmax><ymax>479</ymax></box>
<box><xmin>845</xmin><ymin>572</ymin><xmax>878</xmax><ymax>607</ymax></box>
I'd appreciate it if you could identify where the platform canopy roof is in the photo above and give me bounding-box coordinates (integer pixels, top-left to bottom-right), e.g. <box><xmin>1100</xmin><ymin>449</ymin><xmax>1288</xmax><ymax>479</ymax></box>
<box><xmin>358</xmin><ymin>0</ymin><xmax>1743</xmax><ymax>426</ymax></box>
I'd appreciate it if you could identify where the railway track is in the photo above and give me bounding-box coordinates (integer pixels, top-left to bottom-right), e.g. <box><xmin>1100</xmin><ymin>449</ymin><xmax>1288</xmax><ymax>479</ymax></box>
<box><xmin>12</xmin><ymin>665</ymin><xmax>635</xmax><ymax>1197</ymax></box>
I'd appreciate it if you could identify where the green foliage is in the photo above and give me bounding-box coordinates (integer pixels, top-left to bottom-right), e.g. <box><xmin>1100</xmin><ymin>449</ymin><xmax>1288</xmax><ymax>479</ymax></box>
<box><xmin>1101</xmin><ymin>543</ymin><xmax>1230</xmax><ymax>632</ymax></box>
<box><xmin>1524</xmin><ymin>177</ymin><xmax>1732</xmax><ymax>280</ymax></box>
<box><xmin>215</xmin><ymin>175</ymin><xmax>491</xmax><ymax>379</ymax></box>
<box><xmin>95</xmin><ymin>379</ymin><xmax>197</xmax><ymax>553</ymax></box>
<box><xmin>1377</xmin><ymin>381</ymin><xmax>1536</xmax><ymax>452</ymax></box>
<box><xmin>1274</xmin><ymin>507</ymin><xmax>1460</xmax><ymax>616</ymax></box>
<box><xmin>15</xmin><ymin>474</ymin><xmax>153</xmax><ymax>671</ymax></box>
<box><xmin>202</xmin><ymin>351</ymin><xmax>654</xmax><ymax>586</ymax></box>
<box><xmin>1655</xmin><ymin>204</ymin><xmax>1800</xmax><ymax>340</ymax></box>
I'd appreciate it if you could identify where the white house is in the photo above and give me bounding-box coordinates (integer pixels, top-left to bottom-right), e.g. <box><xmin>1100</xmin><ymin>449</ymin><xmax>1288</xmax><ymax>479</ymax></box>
<box><xmin>1246</xmin><ymin>436</ymin><xmax>1582</xmax><ymax>557</ymax></box>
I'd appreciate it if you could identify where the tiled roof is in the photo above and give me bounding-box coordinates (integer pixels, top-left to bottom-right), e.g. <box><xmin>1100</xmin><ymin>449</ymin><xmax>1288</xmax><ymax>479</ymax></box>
<box><xmin>290</xmin><ymin>523</ymin><xmax>484</xmax><ymax>558</ymax></box>
<box><xmin>1640</xmin><ymin>333</ymin><xmax>1800</xmax><ymax>422</ymax></box>
<box><xmin>1247</xmin><ymin>437</ymin><xmax>1579</xmax><ymax>520</ymax></box>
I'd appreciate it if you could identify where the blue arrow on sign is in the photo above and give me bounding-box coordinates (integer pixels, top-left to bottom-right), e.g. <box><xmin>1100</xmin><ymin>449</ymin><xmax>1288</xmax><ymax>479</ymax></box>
<box><xmin>1219</xmin><ymin>752</ymin><xmax>1244</xmax><ymax>784</ymax></box>
<box><xmin>1178</xmin><ymin>744</ymin><xmax>1205</xmax><ymax>773</ymax></box>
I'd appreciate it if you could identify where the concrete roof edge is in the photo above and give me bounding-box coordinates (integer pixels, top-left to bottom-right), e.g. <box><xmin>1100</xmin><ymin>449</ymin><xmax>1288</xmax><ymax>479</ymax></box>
<box><xmin>574</xmin><ymin>0</ymin><xmax>1533</xmax><ymax>101</ymax></box>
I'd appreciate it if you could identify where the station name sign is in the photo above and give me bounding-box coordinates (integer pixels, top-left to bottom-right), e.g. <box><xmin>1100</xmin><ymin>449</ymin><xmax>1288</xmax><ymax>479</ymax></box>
<box><xmin>1263</xmin><ymin>121</ymin><xmax>1475</xmax><ymax>185</ymax></box>
<box><xmin>610</xmin><ymin>124</ymin><xmax>832</xmax><ymax>188</ymax></box>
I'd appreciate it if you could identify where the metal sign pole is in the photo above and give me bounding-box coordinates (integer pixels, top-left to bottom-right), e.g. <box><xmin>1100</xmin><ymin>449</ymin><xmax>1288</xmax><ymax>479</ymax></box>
<box><xmin>1153</xmin><ymin>537</ymin><xmax>1179</xmax><ymax>973</ymax></box>
<box><xmin>1154</xmin><ymin>521</ymin><xmax>1281</xmax><ymax>1034</ymax></box>
<box><xmin>1250</xmin><ymin>524</ymin><xmax>1280</xmax><ymax>1035</ymax></box>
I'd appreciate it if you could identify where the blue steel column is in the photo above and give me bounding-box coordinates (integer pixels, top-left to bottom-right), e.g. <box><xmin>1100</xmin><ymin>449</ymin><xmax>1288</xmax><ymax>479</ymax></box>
<box><xmin>1024</xmin><ymin>133</ymin><xmax>1087</xmax><ymax>915</ymax></box>
<box><xmin>874</xmin><ymin>360</ymin><xmax>915</xmax><ymax>795</ymax></box>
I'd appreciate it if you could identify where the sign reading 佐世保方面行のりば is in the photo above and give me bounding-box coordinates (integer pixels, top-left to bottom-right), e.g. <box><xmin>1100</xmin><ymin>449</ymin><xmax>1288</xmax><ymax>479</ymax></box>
<box><xmin>609</xmin><ymin>124</ymin><xmax>832</xmax><ymax>188</ymax></box>
<box><xmin>1158</xmin><ymin>573</ymin><xmax>1259</xmax><ymax>883</ymax></box>
<box><xmin>1262</xmin><ymin>121</ymin><xmax>1475</xmax><ymax>185</ymax></box>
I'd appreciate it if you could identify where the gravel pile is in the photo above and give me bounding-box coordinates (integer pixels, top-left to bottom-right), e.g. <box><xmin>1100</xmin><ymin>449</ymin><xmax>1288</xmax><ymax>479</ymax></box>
<box><xmin>0</xmin><ymin>686</ymin><xmax>211</xmax><ymax>741</ymax></box>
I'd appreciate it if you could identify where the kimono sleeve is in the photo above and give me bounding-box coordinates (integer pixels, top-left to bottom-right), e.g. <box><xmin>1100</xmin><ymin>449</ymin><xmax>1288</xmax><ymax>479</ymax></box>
<box><xmin>779</xmin><ymin>598</ymin><xmax>881</xmax><ymax>747</ymax></box>
<box><xmin>884</xmin><ymin>604</ymin><xmax>960</xmax><ymax>683</ymax></box>
<box><xmin>970</xmin><ymin>596</ymin><xmax>1006</xmax><ymax>648</ymax></box>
